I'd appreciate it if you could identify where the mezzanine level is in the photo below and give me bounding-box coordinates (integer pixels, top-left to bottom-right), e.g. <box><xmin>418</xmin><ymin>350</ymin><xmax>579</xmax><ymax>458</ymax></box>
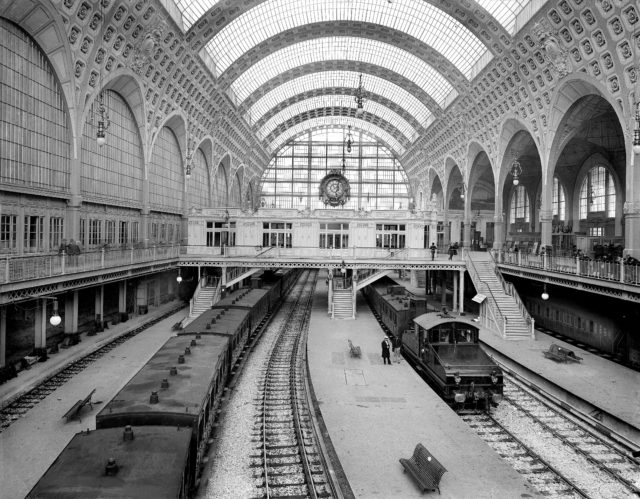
<box><xmin>0</xmin><ymin>245</ymin><xmax>180</xmax><ymax>305</ymax></box>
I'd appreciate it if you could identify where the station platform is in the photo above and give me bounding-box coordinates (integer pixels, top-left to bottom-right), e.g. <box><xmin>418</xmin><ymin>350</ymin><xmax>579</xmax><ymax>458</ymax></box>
<box><xmin>307</xmin><ymin>272</ymin><xmax>540</xmax><ymax>498</ymax></box>
<box><xmin>389</xmin><ymin>274</ymin><xmax>640</xmax><ymax>444</ymax></box>
<box><xmin>0</xmin><ymin>303</ymin><xmax>186</xmax><ymax>499</ymax></box>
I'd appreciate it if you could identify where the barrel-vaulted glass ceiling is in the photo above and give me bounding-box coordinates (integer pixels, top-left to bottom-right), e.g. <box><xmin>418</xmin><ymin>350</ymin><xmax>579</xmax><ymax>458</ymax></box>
<box><xmin>246</xmin><ymin>71</ymin><xmax>433</xmax><ymax>129</ymax></box>
<box><xmin>170</xmin><ymin>0</ymin><xmax>538</xmax><ymax>169</ymax></box>
<box><xmin>272</xmin><ymin>117</ymin><xmax>404</xmax><ymax>156</ymax></box>
<box><xmin>257</xmin><ymin>95</ymin><xmax>418</xmax><ymax>143</ymax></box>
<box><xmin>231</xmin><ymin>37</ymin><xmax>455</xmax><ymax>106</ymax></box>
<box><xmin>207</xmin><ymin>0</ymin><xmax>485</xmax><ymax>79</ymax></box>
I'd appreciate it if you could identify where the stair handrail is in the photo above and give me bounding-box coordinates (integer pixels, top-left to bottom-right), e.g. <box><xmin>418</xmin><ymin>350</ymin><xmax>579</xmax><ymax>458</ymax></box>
<box><xmin>465</xmin><ymin>253</ymin><xmax>506</xmax><ymax>337</ymax></box>
<box><xmin>489</xmin><ymin>251</ymin><xmax>534</xmax><ymax>336</ymax></box>
<box><xmin>181</xmin><ymin>275</ymin><xmax>206</xmax><ymax>328</ymax></box>
<box><xmin>209</xmin><ymin>277</ymin><xmax>221</xmax><ymax>307</ymax></box>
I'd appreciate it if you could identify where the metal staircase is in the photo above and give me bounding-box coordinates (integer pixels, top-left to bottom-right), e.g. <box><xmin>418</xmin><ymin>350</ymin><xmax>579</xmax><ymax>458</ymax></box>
<box><xmin>465</xmin><ymin>251</ymin><xmax>534</xmax><ymax>339</ymax></box>
<box><xmin>331</xmin><ymin>289</ymin><xmax>354</xmax><ymax>319</ymax></box>
<box><xmin>180</xmin><ymin>277</ymin><xmax>220</xmax><ymax>328</ymax></box>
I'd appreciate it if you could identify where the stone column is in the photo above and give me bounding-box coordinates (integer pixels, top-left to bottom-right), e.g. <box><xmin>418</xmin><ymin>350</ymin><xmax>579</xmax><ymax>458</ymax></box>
<box><xmin>0</xmin><ymin>306</ymin><xmax>6</xmax><ymax>367</ymax></box>
<box><xmin>453</xmin><ymin>272</ymin><xmax>458</xmax><ymax>311</ymax></box>
<box><xmin>95</xmin><ymin>285</ymin><xmax>104</xmax><ymax>322</ymax></box>
<box><xmin>459</xmin><ymin>269</ymin><xmax>465</xmax><ymax>314</ymax></box>
<box><xmin>410</xmin><ymin>270</ymin><xmax>418</xmax><ymax>287</ymax></box>
<box><xmin>35</xmin><ymin>299</ymin><xmax>47</xmax><ymax>349</ymax></box>
<box><xmin>539</xmin><ymin>209</ymin><xmax>553</xmax><ymax>250</ymax></box>
<box><xmin>624</xmin><ymin>202</ymin><xmax>640</xmax><ymax>259</ymax></box>
<box><xmin>118</xmin><ymin>281</ymin><xmax>127</xmax><ymax>314</ymax></box>
<box><xmin>64</xmin><ymin>291</ymin><xmax>79</xmax><ymax>334</ymax></box>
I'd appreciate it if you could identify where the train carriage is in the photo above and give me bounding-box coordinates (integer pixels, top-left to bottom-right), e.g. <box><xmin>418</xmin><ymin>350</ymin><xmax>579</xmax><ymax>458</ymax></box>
<box><xmin>403</xmin><ymin>312</ymin><xmax>503</xmax><ymax>408</ymax></box>
<box><xmin>96</xmin><ymin>334</ymin><xmax>230</xmax><ymax>492</ymax></box>
<box><xmin>28</xmin><ymin>267</ymin><xmax>300</xmax><ymax>499</ymax></box>
<box><xmin>27</xmin><ymin>426</ymin><xmax>192</xmax><ymax>499</ymax></box>
<box><xmin>362</xmin><ymin>277</ymin><xmax>427</xmax><ymax>339</ymax></box>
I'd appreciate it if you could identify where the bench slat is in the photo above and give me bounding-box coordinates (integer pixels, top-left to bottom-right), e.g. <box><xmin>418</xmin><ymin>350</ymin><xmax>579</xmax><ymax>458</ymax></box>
<box><xmin>400</xmin><ymin>443</ymin><xmax>447</xmax><ymax>494</ymax></box>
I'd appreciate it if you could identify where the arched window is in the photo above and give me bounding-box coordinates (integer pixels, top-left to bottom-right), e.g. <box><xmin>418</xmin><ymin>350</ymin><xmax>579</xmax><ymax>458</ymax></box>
<box><xmin>552</xmin><ymin>177</ymin><xmax>565</xmax><ymax>221</ymax></box>
<box><xmin>260</xmin><ymin>128</ymin><xmax>409</xmax><ymax>210</ymax></box>
<box><xmin>213</xmin><ymin>163</ymin><xmax>228</xmax><ymax>207</ymax></box>
<box><xmin>187</xmin><ymin>148</ymin><xmax>210</xmax><ymax>209</ymax></box>
<box><xmin>509</xmin><ymin>185</ymin><xmax>529</xmax><ymax>223</ymax></box>
<box><xmin>82</xmin><ymin>90</ymin><xmax>143</xmax><ymax>206</ymax></box>
<box><xmin>228</xmin><ymin>172</ymin><xmax>242</xmax><ymax>207</ymax></box>
<box><xmin>149</xmin><ymin>127</ymin><xmax>183</xmax><ymax>213</ymax></box>
<box><xmin>0</xmin><ymin>19</ymin><xmax>70</xmax><ymax>192</ymax></box>
<box><xmin>579</xmin><ymin>165</ymin><xmax>615</xmax><ymax>219</ymax></box>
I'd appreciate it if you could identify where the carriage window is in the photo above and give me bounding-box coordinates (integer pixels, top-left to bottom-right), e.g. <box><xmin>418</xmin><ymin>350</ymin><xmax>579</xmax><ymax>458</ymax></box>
<box><xmin>455</xmin><ymin>328</ymin><xmax>474</xmax><ymax>343</ymax></box>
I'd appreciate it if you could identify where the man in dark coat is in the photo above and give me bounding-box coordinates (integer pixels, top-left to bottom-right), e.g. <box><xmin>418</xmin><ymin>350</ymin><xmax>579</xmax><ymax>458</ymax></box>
<box><xmin>430</xmin><ymin>243</ymin><xmax>437</xmax><ymax>261</ymax></box>
<box><xmin>381</xmin><ymin>337</ymin><xmax>392</xmax><ymax>365</ymax></box>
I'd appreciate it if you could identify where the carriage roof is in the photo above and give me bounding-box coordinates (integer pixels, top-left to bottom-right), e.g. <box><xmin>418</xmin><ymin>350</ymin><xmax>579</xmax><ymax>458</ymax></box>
<box><xmin>412</xmin><ymin>312</ymin><xmax>480</xmax><ymax>330</ymax></box>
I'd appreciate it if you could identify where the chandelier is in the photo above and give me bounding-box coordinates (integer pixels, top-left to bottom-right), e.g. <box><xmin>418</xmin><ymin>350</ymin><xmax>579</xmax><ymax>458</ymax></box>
<box><xmin>346</xmin><ymin>125</ymin><xmax>353</xmax><ymax>153</ymax></box>
<box><xmin>96</xmin><ymin>0</ymin><xmax>110</xmax><ymax>146</ymax></box>
<box><xmin>185</xmin><ymin>122</ymin><xmax>195</xmax><ymax>180</ymax></box>
<box><xmin>354</xmin><ymin>74</ymin><xmax>365</xmax><ymax>118</ymax></box>
<box><xmin>510</xmin><ymin>156</ymin><xmax>522</xmax><ymax>185</ymax></box>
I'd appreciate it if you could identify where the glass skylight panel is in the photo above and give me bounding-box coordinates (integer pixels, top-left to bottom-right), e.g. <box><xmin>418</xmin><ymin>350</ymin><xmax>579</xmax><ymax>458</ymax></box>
<box><xmin>232</xmin><ymin>37</ymin><xmax>456</xmax><ymax>107</ymax></box>
<box><xmin>207</xmin><ymin>0</ymin><xmax>486</xmax><ymax>78</ymax></box>
<box><xmin>475</xmin><ymin>0</ymin><xmax>532</xmax><ymax>34</ymax></box>
<box><xmin>247</xmin><ymin>71</ymin><xmax>432</xmax><ymax>128</ymax></box>
<box><xmin>270</xmin><ymin>117</ymin><xmax>405</xmax><ymax>156</ymax></box>
<box><xmin>174</xmin><ymin>0</ymin><xmax>223</xmax><ymax>31</ymax></box>
<box><xmin>257</xmin><ymin>96</ymin><xmax>417</xmax><ymax>143</ymax></box>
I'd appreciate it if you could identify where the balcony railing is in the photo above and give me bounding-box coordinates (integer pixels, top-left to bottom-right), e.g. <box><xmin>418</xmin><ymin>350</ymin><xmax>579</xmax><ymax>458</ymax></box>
<box><xmin>1</xmin><ymin>245</ymin><xmax>180</xmax><ymax>285</ymax></box>
<box><xmin>180</xmin><ymin>244</ymin><xmax>465</xmax><ymax>261</ymax></box>
<box><xmin>495</xmin><ymin>249</ymin><xmax>640</xmax><ymax>287</ymax></box>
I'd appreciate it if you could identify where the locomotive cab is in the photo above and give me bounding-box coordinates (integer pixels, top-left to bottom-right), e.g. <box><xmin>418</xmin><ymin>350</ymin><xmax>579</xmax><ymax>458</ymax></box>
<box><xmin>404</xmin><ymin>312</ymin><xmax>504</xmax><ymax>410</ymax></box>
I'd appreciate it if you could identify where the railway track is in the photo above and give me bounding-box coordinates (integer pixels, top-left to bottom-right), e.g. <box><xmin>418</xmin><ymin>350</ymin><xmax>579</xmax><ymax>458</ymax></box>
<box><xmin>251</xmin><ymin>270</ymin><xmax>335</xmax><ymax>499</ymax></box>
<box><xmin>0</xmin><ymin>305</ymin><xmax>185</xmax><ymax>434</ymax></box>
<box><xmin>462</xmin><ymin>373</ymin><xmax>640</xmax><ymax>498</ymax></box>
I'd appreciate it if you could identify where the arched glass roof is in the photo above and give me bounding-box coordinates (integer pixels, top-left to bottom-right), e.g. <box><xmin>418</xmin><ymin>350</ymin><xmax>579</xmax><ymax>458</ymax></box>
<box><xmin>271</xmin><ymin>117</ymin><xmax>405</xmax><ymax>156</ymax></box>
<box><xmin>256</xmin><ymin>95</ymin><xmax>418</xmax><ymax>142</ymax></box>
<box><xmin>475</xmin><ymin>0</ymin><xmax>536</xmax><ymax>34</ymax></box>
<box><xmin>246</xmin><ymin>71</ymin><xmax>433</xmax><ymax>128</ymax></box>
<box><xmin>174</xmin><ymin>0</ymin><xmax>223</xmax><ymax>30</ymax></box>
<box><xmin>207</xmin><ymin>0</ymin><xmax>486</xmax><ymax>79</ymax></box>
<box><xmin>231</xmin><ymin>37</ymin><xmax>456</xmax><ymax>107</ymax></box>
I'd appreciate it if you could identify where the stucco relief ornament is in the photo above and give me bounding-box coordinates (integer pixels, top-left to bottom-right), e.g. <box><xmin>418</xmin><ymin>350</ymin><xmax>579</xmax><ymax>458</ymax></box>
<box><xmin>532</xmin><ymin>20</ymin><xmax>570</xmax><ymax>79</ymax></box>
<box><xmin>130</xmin><ymin>23</ymin><xmax>167</xmax><ymax>75</ymax></box>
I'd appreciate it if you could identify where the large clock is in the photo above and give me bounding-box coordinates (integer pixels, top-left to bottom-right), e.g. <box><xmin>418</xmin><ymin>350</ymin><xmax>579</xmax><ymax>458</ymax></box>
<box><xmin>319</xmin><ymin>170</ymin><xmax>351</xmax><ymax>207</ymax></box>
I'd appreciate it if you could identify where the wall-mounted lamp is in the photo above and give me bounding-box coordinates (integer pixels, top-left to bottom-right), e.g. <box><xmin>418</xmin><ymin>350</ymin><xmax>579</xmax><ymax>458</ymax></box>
<box><xmin>459</xmin><ymin>184</ymin><xmax>465</xmax><ymax>200</ymax></box>
<box><xmin>541</xmin><ymin>283</ymin><xmax>549</xmax><ymax>301</ymax></box>
<box><xmin>50</xmin><ymin>299</ymin><xmax>62</xmax><ymax>326</ymax></box>
<box><xmin>340</xmin><ymin>260</ymin><xmax>347</xmax><ymax>274</ymax></box>
<box><xmin>176</xmin><ymin>268</ymin><xmax>182</xmax><ymax>284</ymax></box>
<box><xmin>39</xmin><ymin>297</ymin><xmax>62</xmax><ymax>326</ymax></box>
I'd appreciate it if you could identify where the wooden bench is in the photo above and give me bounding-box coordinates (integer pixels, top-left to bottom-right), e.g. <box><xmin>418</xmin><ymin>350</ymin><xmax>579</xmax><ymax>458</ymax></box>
<box><xmin>400</xmin><ymin>443</ymin><xmax>447</xmax><ymax>494</ymax></box>
<box><xmin>348</xmin><ymin>339</ymin><xmax>362</xmax><ymax>358</ymax></box>
<box><xmin>62</xmin><ymin>388</ymin><xmax>96</xmax><ymax>422</ymax></box>
<box><xmin>543</xmin><ymin>343</ymin><xmax>582</xmax><ymax>363</ymax></box>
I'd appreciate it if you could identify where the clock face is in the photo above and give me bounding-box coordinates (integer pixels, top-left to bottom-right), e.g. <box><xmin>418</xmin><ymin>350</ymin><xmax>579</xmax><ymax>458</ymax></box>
<box><xmin>319</xmin><ymin>171</ymin><xmax>350</xmax><ymax>207</ymax></box>
<box><xmin>327</xmin><ymin>179</ymin><xmax>343</xmax><ymax>197</ymax></box>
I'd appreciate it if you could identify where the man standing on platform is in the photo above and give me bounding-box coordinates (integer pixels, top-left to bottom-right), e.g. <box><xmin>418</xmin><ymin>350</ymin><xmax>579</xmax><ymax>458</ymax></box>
<box><xmin>381</xmin><ymin>337</ymin><xmax>392</xmax><ymax>365</ymax></box>
<box><xmin>430</xmin><ymin>243</ymin><xmax>437</xmax><ymax>261</ymax></box>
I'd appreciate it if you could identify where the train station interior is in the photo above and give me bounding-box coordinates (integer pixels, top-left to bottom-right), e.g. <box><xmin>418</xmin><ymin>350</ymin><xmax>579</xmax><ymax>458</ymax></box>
<box><xmin>2</xmin><ymin>1</ymin><xmax>640</xmax><ymax>497</ymax></box>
